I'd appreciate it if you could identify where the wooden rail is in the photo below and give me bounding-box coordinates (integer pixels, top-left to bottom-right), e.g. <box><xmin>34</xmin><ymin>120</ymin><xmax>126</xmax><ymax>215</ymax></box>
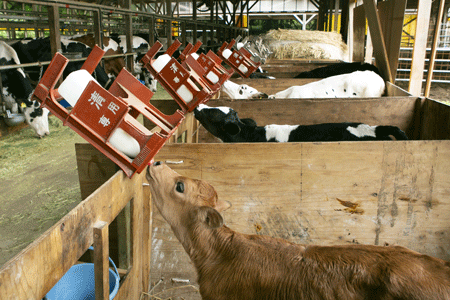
<box><xmin>0</xmin><ymin>169</ymin><xmax>152</xmax><ymax>299</ymax></box>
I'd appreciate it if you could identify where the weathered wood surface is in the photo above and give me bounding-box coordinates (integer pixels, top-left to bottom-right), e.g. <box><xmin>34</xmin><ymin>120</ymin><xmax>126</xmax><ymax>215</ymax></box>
<box><xmin>150</xmin><ymin>142</ymin><xmax>450</xmax><ymax>300</ymax></box>
<box><xmin>0</xmin><ymin>158</ymin><xmax>152</xmax><ymax>300</ymax></box>
<box><xmin>198</xmin><ymin>97</ymin><xmax>425</xmax><ymax>143</ymax></box>
<box><xmin>258</xmin><ymin>59</ymin><xmax>342</xmax><ymax>78</ymax></box>
<box><xmin>230</xmin><ymin>78</ymin><xmax>320</xmax><ymax>96</ymax></box>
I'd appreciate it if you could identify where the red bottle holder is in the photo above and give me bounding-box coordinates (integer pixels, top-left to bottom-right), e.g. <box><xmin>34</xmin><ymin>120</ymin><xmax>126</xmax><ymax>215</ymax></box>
<box><xmin>179</xmin><ymin>41</ymin><xmax>234</xmax><ymax>88</ymax></box>
<box><xmin>140</xmin><ymin>39</ymin><xmax>218</xmax><ymax>113</ymax></box>
<box><xmin>32</xmin><ymin>46</ymin><xmax>185</xmax><ymax>178</ymax></box>
<box><xmin>216</xmin><ymin>39</ymin><xmax>261</xmax><ymax>78</ymax></box>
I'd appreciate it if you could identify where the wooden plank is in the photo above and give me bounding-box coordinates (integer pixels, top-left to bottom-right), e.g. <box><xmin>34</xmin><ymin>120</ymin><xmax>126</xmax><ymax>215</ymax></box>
<box><xmin>363</xmin><ymin>0</ymin><xmax>392</xmax><ymax>82</ymax></box>
<box><xmin>199</xmin><ymin>97</ymin><xmax>425</xmax><ymax>143</ymax></box>
<box><xmin>94</xmin><ymin>221</ymin><xmax>109</xmax><ymax>300</ymax></box>
<box><xmin>424</xmin><ymin>0</ymin><xmax>446</xmax><ymax>97</ymax></box>
<box><xmin>408</xmin><ymin>0</ymin><xmax>432</xmax><ymax>96</ymax></box>
<box><xmin>48</xmin><ymin>5</ymin><xmax>61</xmax><ymax>57</ymax></box>
<box><xmin>75</xmin><ymin>143</ymin><xmax>119</xmax><ymax>200</ymax></box>
<box><xmin>352</xmin><ymin>4</ymin><xmax>366</xmax><ymax>62</ymax></box>
<box><xmin>0</xmin><ymin>165</ymin><xmax>148</xmax><ymax>299</ymax></box>
<box><xmin>377</xmin><ymin>0</ymin><xmax>407</xmax><ymax>79</ymax></box>
<box><xmin>142</xmin><ymin>182</ymin><xmax>153</xmax><ymax>293</ymax></box>
<box><xmin>150</xmin><ymin>141</ymin><xmax>450</xmax><ymax>299</ymax></box>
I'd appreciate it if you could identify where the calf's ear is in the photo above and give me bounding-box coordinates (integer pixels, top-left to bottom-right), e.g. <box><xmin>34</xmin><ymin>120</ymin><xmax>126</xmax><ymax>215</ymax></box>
<box><xmin>215</xmin><ymin>200</ymin><xmax>231</xmax><ymax>212</ymax></box>
<box><xmin>198</xmin><ymin>206</ymin><xmax>223</xmax><ymax>229</ymax></box>
<box><xmin>224</xmin><ymin>122</ymin><xmax>241</xmax><ymax>136</ymax></box>
<box><xmin>241</xmin><ymin>118</ymin><xmax>257</xmax><ymax>127</ymax></box>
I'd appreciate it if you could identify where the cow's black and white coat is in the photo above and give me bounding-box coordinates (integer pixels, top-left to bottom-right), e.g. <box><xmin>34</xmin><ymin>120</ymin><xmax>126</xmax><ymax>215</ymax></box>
<box><xmin>294</xmin><ymin>62</ymin><xmax>381</xmax><ymax>78</ymax></box>
<box><xmin>10</xmin><ymin>37</ymin><xmax>110</xmax><ymax>88</ymax></box>
<box><xmin>0</xmin><ymin>41</ymin><xmax>49</xmax><ymax>137</ymax></box>
<box><xmin>194</xmin><ymin>104</ymin><xmax>408</xmax><ymax>143</ymax></box>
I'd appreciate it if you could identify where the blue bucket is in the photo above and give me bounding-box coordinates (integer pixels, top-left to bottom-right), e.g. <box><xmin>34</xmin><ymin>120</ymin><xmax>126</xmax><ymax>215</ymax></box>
<box><xmin>44</xmin><ymin>247</ymin><xmax>119</xmax><ymax>300</ymax></box>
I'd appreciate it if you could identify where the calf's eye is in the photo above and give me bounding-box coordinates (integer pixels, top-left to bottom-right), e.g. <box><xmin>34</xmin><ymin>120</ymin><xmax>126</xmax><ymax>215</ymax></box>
<box><xmin>176</xmin><ymin>182</ymin><xmax>185</xmax><ymax>193</ymax></box>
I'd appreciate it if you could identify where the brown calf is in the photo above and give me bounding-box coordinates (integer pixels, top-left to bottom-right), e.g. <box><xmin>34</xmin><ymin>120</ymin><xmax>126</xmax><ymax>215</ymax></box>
<box><xmin>146</xmin><ymin>162</ymin><xmax>450</xmax><ymax>300</ymax></box>
<box><xmin>70</xmin><ymin>34</ymin><xmax>126</xmax><ymax>78</ymax></box>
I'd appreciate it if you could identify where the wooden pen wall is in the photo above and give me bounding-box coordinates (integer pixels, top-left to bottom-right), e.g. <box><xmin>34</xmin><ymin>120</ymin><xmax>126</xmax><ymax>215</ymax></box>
<box><xmin>149</xmin><ymin>142</ymin><xmax>450</xmax><ymax>299</ymax></box>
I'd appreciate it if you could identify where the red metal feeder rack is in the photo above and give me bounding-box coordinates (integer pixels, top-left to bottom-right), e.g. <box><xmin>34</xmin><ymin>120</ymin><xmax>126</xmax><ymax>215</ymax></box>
<box><xmin>140</xmin><ymin>39</ymin><xmax>218</xmax><ymax>113</ymax></box>
<box><xmin>216</xmin><ymin>39</ymin><xmax>261</xmax><ymax>78</ymax></box>
<box><xmin>32</xmin><ymin>46</ymin><xmax>185</xmax><ymax>178</ymax></box>
<box><xmin>179</xmin><ymin>41</ymin><xmax>234</xmax><ymax>87</ymax></box>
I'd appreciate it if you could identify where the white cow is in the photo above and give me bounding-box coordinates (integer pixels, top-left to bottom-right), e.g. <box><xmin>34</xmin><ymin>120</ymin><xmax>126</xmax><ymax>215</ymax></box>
<box><xmin>220</xmin><ymin>80</ymin><xmax>268</xmax><ymax>100</ymax></box>
<box><xmin>269</xmin><ymin>71</ymin><xmax>385</xmax><ymax>99</ymax></box>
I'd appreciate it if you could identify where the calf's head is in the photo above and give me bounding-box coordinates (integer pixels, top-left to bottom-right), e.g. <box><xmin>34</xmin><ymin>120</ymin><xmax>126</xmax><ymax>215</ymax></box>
<box><xmin>146</xmin><ymin>162</ymin><xmax>230</xmax><ymax>234</ymax></box>
<box><xmin>220</xmin><ymin>80</ymin><xmax>268</xmax><ymax>99</ymax></box>
<box><xmin>194</xmin><ymin>104</ymin><xmax>257</xmax><ymax>142</ymax></box>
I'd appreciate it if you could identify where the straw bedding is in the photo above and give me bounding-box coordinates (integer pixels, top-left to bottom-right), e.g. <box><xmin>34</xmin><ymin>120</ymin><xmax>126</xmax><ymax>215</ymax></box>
<box><xmin>262</xmin><ymin>29</ymin><xmax>349</xmax><ymax>60</ymax></box>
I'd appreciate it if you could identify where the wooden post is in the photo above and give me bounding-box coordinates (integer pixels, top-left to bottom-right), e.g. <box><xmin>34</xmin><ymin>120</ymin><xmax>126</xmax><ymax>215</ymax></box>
<box><xmin>166</xmin><ymin>0</ymin><xmax>172</xmax><ymax>47</ymax></box>
<box><xmin>123</xmin><ymin>0</ymin><xmax>134</xmax><ymax>73</ymax></box>
<box><xmin>424</xmin><ymin>0</ymin><xmax>445</xmax><ymax>97</ymax></box>
<box><xmin>142</xmin><ymin>182</ymin><xmax>153</xmax><ymax>292</ymax></box>
<box><xmin>181</xmin><ymin>21</ymin><xmax>186</xmax><ymax>46</ymax></box>
<box><xmin>149</xmin><ymin>17</ymin><xmax>155</xmax><ymax>46</ymax></box>
<box><xmin>93</xmin><ymin>9</ymin><xmax>102</xmax><ymax>49</ymax></box>
<box><xmin>333</xmin><ymin>0</ymin><xmax>339</xmax><ymax>32</ymax></box>
<box><xmin>377</xmin><ymin>0</ymin><xmax>407</xmax><ymax>80</ymax></box>
<box><xmin>363</xmin><ymin>0</ymin><xmax>392</xmax><ymax>82</ymax></box>
<box><xmin>48</xmin><ymin>4</ymin><xmax>61</xmax><ymax>57</ymax></box>
<box><xmin>352</xmin><ymin>5</ymin><xmax>366</xmax><ymax>62</ymax></box>
<box><xmin>193</xmin><ymin>0</ymin><xmax>197</xmax><ymax>43</ymax></box>
<box><xmin>94</xmin><ymin>221</ymin><xmax>110</xmax><ymax>300</ymax></box>
<box><xmin>408</xmin><ymin>0</ymin><xmax>432</xmax><ymax>96</ymax></box>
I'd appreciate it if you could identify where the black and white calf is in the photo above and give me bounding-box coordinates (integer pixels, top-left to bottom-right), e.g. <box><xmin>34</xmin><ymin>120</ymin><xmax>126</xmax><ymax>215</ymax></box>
<box><xmin>294</xmin><ymin>62</ymin><xmax>381</xmax><ymax>78</ymax></box>
<box><xmin>109</xmin><ymin>34</ymin><xmax>158</xmax><ymax>92</ymax></box>
<box><xmin>0</xmin><ymin>41</ymin><xmax>49</xmax><ymax>137</ymax></box>
<box><xmin>194</xmin><ymin>104</ymin><xmax>408</xmax><ymax>143</ymax></box>
<box><xmin>269</xmin><ymin>71</ymin><xmax>385</xmax><ymax>99</ymax></box>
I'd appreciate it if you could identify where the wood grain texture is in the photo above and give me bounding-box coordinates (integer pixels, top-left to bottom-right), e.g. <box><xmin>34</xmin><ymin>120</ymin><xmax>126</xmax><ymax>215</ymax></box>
<box><xmin>150</xmin><ymin>142</ymin><xmax>450</xmax><ymax>299</ymax></box>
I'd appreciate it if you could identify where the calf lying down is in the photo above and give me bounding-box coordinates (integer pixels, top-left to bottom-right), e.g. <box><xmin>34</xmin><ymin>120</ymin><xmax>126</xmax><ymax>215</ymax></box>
<box><xmin>269</xmin><ymin>71</ymin><xmax>385</xmax><ymax>99</ymax></box>
<box><xmin>146</xmin><ymin>162</ymin><xmax>450</xmax><ymax>300</ymax></box>
<box><xmin>194</xmin><ymin>104</ymin><xmax>408</xmax><ymax>143</ymax></box>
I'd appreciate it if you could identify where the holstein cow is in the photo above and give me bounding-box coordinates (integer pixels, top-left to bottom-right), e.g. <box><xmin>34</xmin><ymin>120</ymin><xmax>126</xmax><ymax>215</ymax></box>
<box><xmin>219</xmin><ymin>80</ymin><xmax>268</xmax><ymax>100</ymax></box>
<box><xmin>10</xmin><ymin>37</ymin><xmax>110</xmax><ymax>88</ymax></box>
<box><xmin>269</xmin><ymin>71</ymin><xmax>385</xmax><ymax>99</ymax></box>
<box><xmin>0</xmin><ymin>41</ymin><xmax>49</xmax><ymax>137</ymax></box>
<box><xmin>147</xmin><ymin>162</ymin><xmax>450</xmax><ymax>300</ymax></box>
<box><xmin>70</xmin><ymin>34</ymin><xmax>125</xmax><ymax>84</ymax></box>
<box><xmin>194</xmin><ymin>104</ymin><xmax>408</xmax><ymax>143</ymax></box>
<box><xmin>109</xmin><ymin>34</ymin><xmax>158</xmax><ymax>92</ymax></box>
<box><xmin>295</xmin><ymin>62</ymin><xmax>381</xmax><ymax>78</ymax></box>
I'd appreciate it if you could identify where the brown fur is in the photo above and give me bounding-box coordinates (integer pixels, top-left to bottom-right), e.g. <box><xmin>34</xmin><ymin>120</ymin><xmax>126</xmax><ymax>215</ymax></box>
<box><xmin>146</xmin><ymin>163</ymin><xmax>450</xmax><ymax>300</ymax></box>
<box><xmin>70</xmin><ymin>34</ymin><xmax>125</xmax><ymax>77</ymax></box>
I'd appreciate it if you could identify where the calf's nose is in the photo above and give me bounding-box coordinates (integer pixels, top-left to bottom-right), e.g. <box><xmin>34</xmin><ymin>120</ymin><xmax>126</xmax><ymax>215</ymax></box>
<box><xmin>153</xmin><ymin>161</ymin><xmax>162</xmax><ymax>166</ymax></box>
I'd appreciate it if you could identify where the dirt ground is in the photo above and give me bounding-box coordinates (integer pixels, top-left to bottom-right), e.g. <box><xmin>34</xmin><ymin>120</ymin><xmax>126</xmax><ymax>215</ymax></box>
<box><xmin>0</xmin><ymin>82</ymin><xmax>449</xmax><ymax>268</ymax></box>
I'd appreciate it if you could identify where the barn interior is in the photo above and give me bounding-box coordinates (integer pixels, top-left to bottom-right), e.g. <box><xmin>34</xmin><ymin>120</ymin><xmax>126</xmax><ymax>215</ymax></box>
<box><xmin>0</xmin><ymin>0</ymin><xmax>449</xmax><ymax>299</ymax></box>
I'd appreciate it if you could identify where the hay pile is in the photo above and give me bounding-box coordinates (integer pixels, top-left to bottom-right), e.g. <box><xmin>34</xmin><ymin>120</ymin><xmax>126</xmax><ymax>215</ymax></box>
<box><xmin>263</xmin><ymin>29</ymin><xmax>349</xmax><ymax>60</ymax></box>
